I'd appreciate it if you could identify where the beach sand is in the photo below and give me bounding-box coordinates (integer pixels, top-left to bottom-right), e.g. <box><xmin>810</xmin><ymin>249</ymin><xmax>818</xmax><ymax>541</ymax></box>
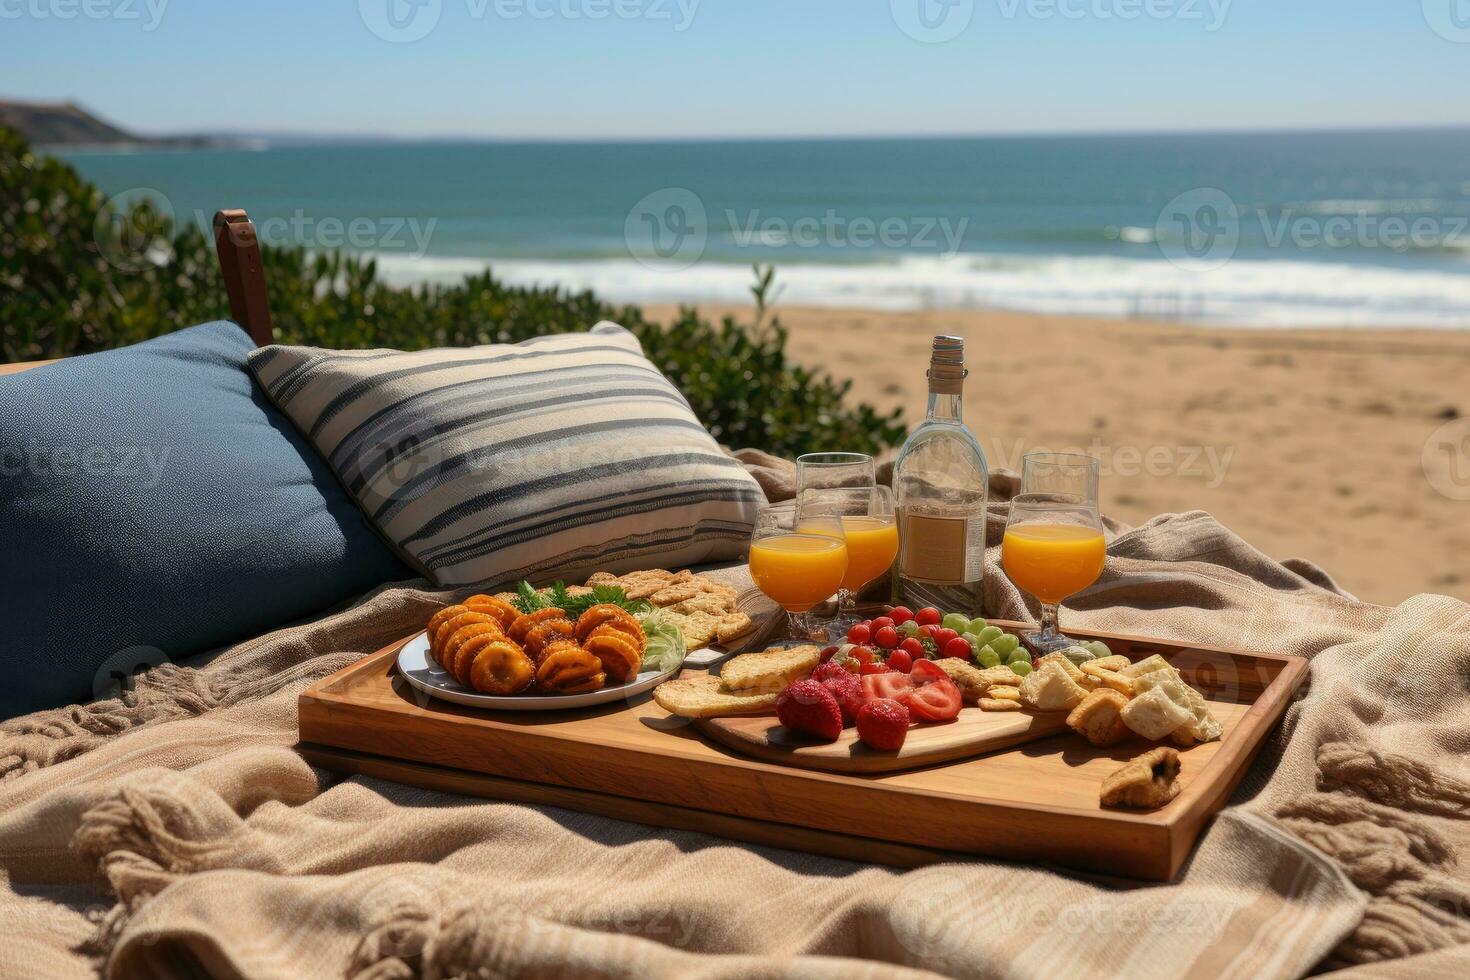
<box><xmin>647</xmin><ymin>304</ymin><xmax>1470</xmax><ymax>607</ymax></box>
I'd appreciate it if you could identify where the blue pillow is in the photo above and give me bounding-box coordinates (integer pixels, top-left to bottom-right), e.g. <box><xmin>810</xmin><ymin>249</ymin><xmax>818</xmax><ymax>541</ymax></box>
<box><xmin>0</xmin><ymin>321</ymin><xmax>410</xmax><ymax>717</ymax></box>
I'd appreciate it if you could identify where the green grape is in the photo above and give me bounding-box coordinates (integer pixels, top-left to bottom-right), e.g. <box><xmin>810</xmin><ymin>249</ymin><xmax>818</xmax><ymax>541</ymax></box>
<box><xmin>1083</xmin><ymin>640</ymin><xmax>1112</xmax><ymax>659</ymax></box>
<box><xmin>942</xmin><ymin>612</ymin><xmax>973</xmax><ymax>633</ymax></box>
<box><xmin>991</xmin><ymin>634</ymin><xmax>1020</xmax><ymax>657</ymax></box>
<box><xmin>898</xmin><ymin>621</ymin><xmax>922</xmax><ymax>638</ymax></box>
<box><xmin>977</xmin><ymin>646</ymin><xmax>1002</xmax><ymax>668</ymax></box>
<box><xmin>1006</xmin><ymin>648</ymin><xmax>1032</xmax><ymax>666</ymax></box>
<box><xmin>964</xmin><ymin>633</ymin><xmax>984</xmax><ymax>656</ymax></box>
<box><xmin>1009</xmin><ymin>661</ymin><xmax>1033</xmax><ymax>677</ymax></box>
<box><xmin>976</xmin><ymin>626</ymin><xmax>1005</xmax><ymax>645</ymax></box>
<box><xmin>968</xmin><ymin>617</ymin><xmax>989</xmax><ymax>631</ymax></box>
<box><xmin>1061</xmin><ymin>646</ymin><xmax>1095</xmax><ymax>666</ymax></box>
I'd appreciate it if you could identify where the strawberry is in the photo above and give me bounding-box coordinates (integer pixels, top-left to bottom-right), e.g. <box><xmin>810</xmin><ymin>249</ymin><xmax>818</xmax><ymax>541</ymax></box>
<box><xmin>776</xmin><ymin>679</ymin><xmax>844</xmax><ymax>742</ymax></box>
<box><xmin>811</xmin><ymin>661</ymin><xmax>850</xmax><ymax>685</ymax></box>
<box><xmin>820</xmin><ymin>671</ymin><xmax>865</xmax><ymax>726</ymax></box>
<box><xmin>856</xmin><ymin>698</ymin><xmax>910</xmax><ymax>751</ymax></box>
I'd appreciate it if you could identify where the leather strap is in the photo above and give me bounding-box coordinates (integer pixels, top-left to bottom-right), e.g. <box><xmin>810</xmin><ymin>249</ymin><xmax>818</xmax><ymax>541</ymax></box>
<box><xmin>212</xmin><ymin>209</ymin><xmax>275</xmax><ymax>347</ymax></box>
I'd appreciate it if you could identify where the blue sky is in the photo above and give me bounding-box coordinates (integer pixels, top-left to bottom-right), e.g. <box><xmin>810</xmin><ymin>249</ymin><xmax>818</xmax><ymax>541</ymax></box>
<box><xmin>3</xmin><ymin>1</ymin><xmax>1468</xmax><ymax>139</ymax></box>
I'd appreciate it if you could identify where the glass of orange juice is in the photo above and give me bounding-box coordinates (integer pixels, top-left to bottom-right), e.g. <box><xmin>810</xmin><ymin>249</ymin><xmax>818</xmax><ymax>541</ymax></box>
<box><xmin>749</xmin><ymin>509</ymin><xmax>848</xmax><ymax>640</ymax></box>
<box><xmin>1001</xmin><ymin>453</ymin><xmax>1106</xmax><ymax>653</ymax></box>
<box><xmin>797</xmin><ymin>486</ymin><xmax>897</xmax><ymax>631</ymax></box>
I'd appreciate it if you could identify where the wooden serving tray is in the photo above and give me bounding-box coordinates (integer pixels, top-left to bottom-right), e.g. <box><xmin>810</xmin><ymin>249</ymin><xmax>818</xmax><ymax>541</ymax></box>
<box><xmin>298</xmin><ymin>625</ymin><xmax>1305</xmax><ymax>881</ymax></box>
<box><xmin>695</xmin><ymin>701</ymin><xmax>1070</xmax><ymax>773</ymax></box>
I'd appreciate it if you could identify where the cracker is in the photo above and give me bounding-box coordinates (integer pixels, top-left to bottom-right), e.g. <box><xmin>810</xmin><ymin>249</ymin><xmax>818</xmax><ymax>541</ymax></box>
<box><xmin>651</xmin><ymin>584</ymin><xmax>703</xmax><ymax>606</ymax></box>
<box><xmin>715</xmin><ymin>612</ymin><xmax>754</xmax><ymax>645</ymax></box>
<box><xmin>933</xmin><ymin>658</ymin><xmax>996</xmax><ymax>702</ymax></box>
<box><xmin>583</xmin><ymin>572</ymin><xmax>619</xmax><ymax>587</ymax></box>
<box><xmin>1080</xmin><ymin>666</ymin><xmax>1135</xmax><ymax>697</ymax></box>
<box><xmin>1066</xmin><ymin>689</ymin><xmax>1129</xmax><ymax>748</ymax></box>
<box><xmin>662</xmin><ymin>609</ymin><xmax>722</xmax><ymax>650</ymax></box>
<box><xmin>1035</xmin><ymin>652</ymin><xmax>1087</xmax><ymax>685</ymax></box>
<box><xmin>719</xmin><ymin>645</ymin><xmax>821</xmax><ymax>694</ymax></box>
<box><xmin>1019</xmin><ymin>661</ymin><xmax>1088</xmax><ymax>712</ymax></box>
<box><xmin>1082</xmin><ymin>655</ymin><xmax>1131</xmax><ymax>674</ymax></box>
<box><xmin>653</xmin><ymin>675</ymin><xmax>779</xmax><ymax>718</ymax></box>
<box><xmin>1119</xmin><ymin>654</ymin><xmax>1177</xmax><ymax>679</ymax></box>
<box><xmin>1120</xmin><ymin>686</ymin><xmax>1193</xmax><ymax>741</ymax></box>
<box><xmin>986</xmin><ymin>685</ymin><xmax>1021</xmax><ymax>702</ymax></box>
<box><xmin>979</xmin><ymin>698</ymin><xmax>1022</xmax><ymax>712</ymax></box>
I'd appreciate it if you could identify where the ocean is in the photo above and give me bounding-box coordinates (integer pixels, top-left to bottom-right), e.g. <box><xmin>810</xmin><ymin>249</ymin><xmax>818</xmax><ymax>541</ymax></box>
<box><xmin>59</xmin><ymin>130</ymin><xmax>1470</xmax><ymax>329</ymax></box>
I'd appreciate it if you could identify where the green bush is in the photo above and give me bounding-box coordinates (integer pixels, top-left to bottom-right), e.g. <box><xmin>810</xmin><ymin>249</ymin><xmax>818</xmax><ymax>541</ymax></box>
<box><xmin>0</xmin><ymin>126</ymin><xmax>906</xmax><ymax>456</ymax></box>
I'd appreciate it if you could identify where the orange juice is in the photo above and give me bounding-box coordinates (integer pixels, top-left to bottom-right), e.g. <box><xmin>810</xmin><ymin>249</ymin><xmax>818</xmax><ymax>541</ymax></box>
<box><xmin>1001</xmin><ymin>524</ymin><xmax>1106</xmax><ymax>605</ymax></box>
<box><xmin>750</xmin><ymin>533</ymin><xmax>848</xmax><ymax>612</ymax></box>
<box><xmin>835</xmin><ymin>516</ymin><xmax>898</xmax><ymax>591</ymax></box>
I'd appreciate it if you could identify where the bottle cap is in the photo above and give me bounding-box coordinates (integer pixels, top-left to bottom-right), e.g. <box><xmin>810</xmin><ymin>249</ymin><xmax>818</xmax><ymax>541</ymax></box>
<box><xmin>927</xmin><ymin>334</ymin><xmax>967</xmax><ymax>393</ymax></box>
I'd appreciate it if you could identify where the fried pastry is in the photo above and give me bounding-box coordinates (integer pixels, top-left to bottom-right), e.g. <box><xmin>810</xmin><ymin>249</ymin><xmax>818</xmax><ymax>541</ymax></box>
<box><xmin>1100</xmin><ymin>747</ymin><xmax>1182</xmax><ymax>810</ymax></box>
<box><xmin>1019</xmin><ymin>660</ymin><xmax>1088</xmax><ymax>712</ymax></box>
<box><xmin>523</xmin><ymin>617</ymin><xmax>577</xmax><ymax>660</ymax></box>
<box><xmin>509</xmin><ymin>607</ymin><xmax>569</xmax><ymax>644</ymax></box>
<box><xmin>574</xmin><ymin>604</ymin><xmax>643</xmax><ymax>647</ymax></box>
<box><xmin>463</xmin><ymin>594</ymin><xmax>520</xmax><ymax>629</ymax></box>
<box><xmin>431</xmin><ymin>611</ymin><xmax>502</xmax><ymax>661</ymax></box>
<box><xmin>583</xmin><ymin>625</ymin><xmax>643</xmax><ymax>683</ymax></box>
<box><xmin>462</xmin><ymin>636</ymin><xmax>536</xmax><ymax>695</ymax></box>
<box><xmin>536</xmin><ymin>645</ymin><xmax>606</xmax><ymax>693</ymax></box>
<box><xmin>425</xmin><ymin>604</ymin><xmax>469</xmax><ymax>648</ymax></box>
<box><xmin>1078</xmin><ymin>662</ymin><xmax>1136</xmax><ymax>697</ymax></box>
<box><xmin>1120</xmin><ymin>686</ymin><xmax>1194</xmax><ymax>741</ymax></box>
<box><xmin>443</xmin><ymin>622</ymin><xmax>504</xmax><ymax>683</ymax></box>
<box><xmin>1066</xmin><ymin>689</ymin><xmax>1130</xmax><ymax>748</ymax></box>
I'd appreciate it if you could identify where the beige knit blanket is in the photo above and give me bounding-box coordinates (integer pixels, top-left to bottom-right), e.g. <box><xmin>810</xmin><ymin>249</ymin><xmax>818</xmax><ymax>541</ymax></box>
<box><xmin>3</xmin><ymin>454</ymin><xmax>1469</xmax><ymax>979</ymax></box>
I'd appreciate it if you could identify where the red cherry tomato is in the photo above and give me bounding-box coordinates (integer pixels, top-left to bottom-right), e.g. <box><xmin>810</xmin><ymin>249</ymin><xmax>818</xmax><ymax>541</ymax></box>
<box><xmin>914</xmin><ymin>607</ymin><xmax>942</xmax><ymax>627</ymax></box>
<box><xmin>889</xmin><ymin>606</ymin><xmax>916</xmax><ymax>624</ymax></box>
<box><xmin>859</xmin><ymin>661</ymin><xmax>890</xmax><ymax>676</ymax></box>
<box><xmin>873</xmin><ymin>625</ymin><xmax>899</xmax><ymax>649</ymax></box>
<box><xmin>904</xmin><ymin>677</ymin><xmax>963</xmax><ymax>722</ymax></box>
<box><xmin>862</xmin><ymin>672</ymin><xmax>914</xmax><ymax>703</ymax></box>
<box><xmin>850</xmin><ymin>646</ymin><xmax>876</xmax><ymax>666</ymax></box>
<box><xmin>886</xmin><ymin>649</ymin><xmax>913</xmax><ymax>673</ymax></box>
<box><xmin>934</xmin><ymin>628</ymin><xmax>959</xmax><ymax>647</ymax></box>
<box><xmin>909</xmin><ymin>658</ymin><xmax>949</xmax><ymax>684</ymax></box>
<box><xmin>942</xmin><ymin>637</ymin><xmax>973</xmax><ymax>660</ymax></box>
<box><xmin>919</xmin><ymin>624</ymin><xmax>942</xmax><ymax>641</ymax></box>
<box><xmin>847</xmin><ymin>623</ymin><xmax>871</xmax><ymax>645</ymax></box>
<box><xmin>898</xmin><ymin>637</ymin><xmax>925</xmax><ymax>659</ymax></box>
<box><xmin>870</xmin><ymin>616</ymin><xmax>895</xmax><ymax>634</ymax></box>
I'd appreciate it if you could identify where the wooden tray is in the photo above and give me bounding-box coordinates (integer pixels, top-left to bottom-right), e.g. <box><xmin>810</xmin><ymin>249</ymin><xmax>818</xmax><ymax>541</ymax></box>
<box><xmin>695</xmin><ymin>701</ymin><xmax>1070</xmax><ymax>773</ymax></box>
<box><xmin>298</xmin><ymin>624</ymin><xmax>1306</xmax><ymax>881</ymax></box>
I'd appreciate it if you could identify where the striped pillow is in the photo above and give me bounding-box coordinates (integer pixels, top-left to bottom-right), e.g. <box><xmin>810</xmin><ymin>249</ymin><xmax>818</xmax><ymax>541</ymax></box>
<box><xmin>247</xmin><ymin>322</ymin><xmax>762</xmax><ymax>587</ymax></box>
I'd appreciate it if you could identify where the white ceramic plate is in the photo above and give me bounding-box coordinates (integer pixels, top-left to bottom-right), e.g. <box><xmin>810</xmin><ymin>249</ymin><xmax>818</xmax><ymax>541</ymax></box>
<box><xmin>396</xmin><ymin>631</ymin><xmax>687</xmax><ymax>710</ymax></box>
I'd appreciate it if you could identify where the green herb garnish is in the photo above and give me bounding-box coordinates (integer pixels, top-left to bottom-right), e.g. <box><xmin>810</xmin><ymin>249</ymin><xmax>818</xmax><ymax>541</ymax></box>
<box><xmin>508</xmin><ymin>579</ymin><xmax>650</xmax><ymax>619</ymax></box>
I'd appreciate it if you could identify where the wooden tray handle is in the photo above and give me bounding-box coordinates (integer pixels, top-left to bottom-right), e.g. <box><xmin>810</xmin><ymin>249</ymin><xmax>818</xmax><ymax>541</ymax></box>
<box><xmin>212</xmin><ymin>209</ymin><xmax>275</xmax><ymax>347</ymax></box>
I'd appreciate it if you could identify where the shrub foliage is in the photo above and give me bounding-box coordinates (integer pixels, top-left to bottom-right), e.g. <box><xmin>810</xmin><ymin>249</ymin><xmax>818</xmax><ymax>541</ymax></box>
<box><xmin>1</xmin><ymin>126</ymin><xmax>906</xmax><ymax>455</ymax></box>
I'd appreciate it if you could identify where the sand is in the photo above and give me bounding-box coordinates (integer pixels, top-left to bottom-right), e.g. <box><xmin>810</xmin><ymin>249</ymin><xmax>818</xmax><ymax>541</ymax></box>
<box><xmin>646</xmin><ymin>304</ymin><xmax>1470</xmax><ymax>607</ymax></box>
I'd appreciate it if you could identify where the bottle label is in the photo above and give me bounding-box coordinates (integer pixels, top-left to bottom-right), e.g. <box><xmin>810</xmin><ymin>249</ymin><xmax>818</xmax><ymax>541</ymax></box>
<box><xmin>898</xmin><ymin>510</ymin><xmax>969</xmax><ymax>585</ymax></box>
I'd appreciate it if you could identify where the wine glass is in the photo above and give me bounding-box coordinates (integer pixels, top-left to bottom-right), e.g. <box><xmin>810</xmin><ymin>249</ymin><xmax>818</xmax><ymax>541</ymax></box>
<box><xmin>796</xmin><ymin>485</ymin><xmax>897</xmax><ymax>630</ymax></box>
<box><xmin>796</xmin><ymin>452</ymin><xmax>875</xmax><ymax>493</ymax></box>
<box><xmin>1001</xmin><ymin>452</ymin><xmax>1105</xmax><ymax>653</ymax></box>
<box><xmin>749</xmin><ymin>507</ymin><xmax>848</xmax><ymax>641</ymax></box>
